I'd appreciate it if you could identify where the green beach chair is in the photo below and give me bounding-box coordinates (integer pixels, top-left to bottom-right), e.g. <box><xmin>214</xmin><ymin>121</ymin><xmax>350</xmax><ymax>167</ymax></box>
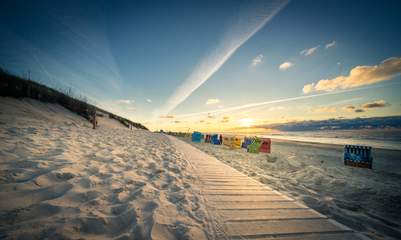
<box><xmin>247</xmin><ymin>138</ymin><xmax>262</xmax><ymax>153</ymax></box>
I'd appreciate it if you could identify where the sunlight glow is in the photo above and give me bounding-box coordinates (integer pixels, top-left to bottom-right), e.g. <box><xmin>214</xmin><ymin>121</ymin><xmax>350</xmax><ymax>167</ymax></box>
<box><xmin>239</xmin><ymin>118</ymin><xmax>255</xmax><ymax>128</ymax></box>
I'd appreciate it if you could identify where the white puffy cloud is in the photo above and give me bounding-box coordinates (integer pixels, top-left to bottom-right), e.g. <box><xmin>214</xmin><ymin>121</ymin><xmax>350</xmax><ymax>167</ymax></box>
<box><xmin>325</xmin><ymin>41</ymin><xmax>336</xmax><ymax>49</ymax></box>
<box><xmin>302</xmin><ymin>83</ymin><xmax>315</xmax><ymax>94</ymax></box>
<box><xmin>206</xmin><ymin>98</ymin><xmax>221</xmax><ymax>105</ymax></box>
<box><xmin>251</xmin><ymin>54</ymin><xmax>264</xmax><ymax>66</ymax></box>
<box><xmin>279</xmin><ymin>61</ymin><xmax>294</xmax><ymax>70</ymax></box>
<box><xmin>146</xmin><ymin>99</ymin><xmax>152</xmax><ymax>103</ymax></box>
<box><xmin>303</xmin><ymin>57</ymin><xmax>401</xmax><ymax>93</ymax></box>
<box><xmin>117</xmin><ymin>99</ymin><xmax>135</xmax><ymax>104</ymax></box>
<box><xmin>300</xmin><ymin>45</ymin><xmax>319</xmax><ymax>56</ymax></box>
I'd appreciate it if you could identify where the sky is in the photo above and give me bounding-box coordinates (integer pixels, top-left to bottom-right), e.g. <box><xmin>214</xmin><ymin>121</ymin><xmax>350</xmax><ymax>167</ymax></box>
<box><xmin>1</xmin><ymin>0</ymin><xmax>401</xmax><ymax>132</ymax></box>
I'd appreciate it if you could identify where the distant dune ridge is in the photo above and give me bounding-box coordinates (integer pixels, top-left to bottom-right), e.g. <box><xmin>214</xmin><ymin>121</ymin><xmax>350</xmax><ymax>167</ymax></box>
<box><xmin>0</xmin><ymin>69</ymin><xmax>148</xmax><ymax>130</ymax></box>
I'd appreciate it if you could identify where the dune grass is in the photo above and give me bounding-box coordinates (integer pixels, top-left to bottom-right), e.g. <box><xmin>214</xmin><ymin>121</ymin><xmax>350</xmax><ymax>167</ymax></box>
<box><xmin>0</xmin><ymin>69</ymin><xmax>148</xmax><ymax>130</ymax></box>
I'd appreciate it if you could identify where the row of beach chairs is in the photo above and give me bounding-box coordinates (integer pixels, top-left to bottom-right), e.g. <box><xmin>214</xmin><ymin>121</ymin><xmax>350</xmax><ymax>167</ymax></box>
<box><xmin>191</xmin><ymin>131</ymin><xmax>373</xmax><ymax>169</ymax></box>
<box><xmin>192</xmin><ymin>132</ymin><xmax>271</xmax><ymax>154</ymax></box>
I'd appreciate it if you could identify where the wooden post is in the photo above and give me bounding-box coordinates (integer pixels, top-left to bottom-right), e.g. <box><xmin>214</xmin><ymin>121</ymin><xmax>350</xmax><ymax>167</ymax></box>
<box><xmin>92</xmin><ymin>110</ymin><xmax>96</xmax><ymax>129</ymax></box>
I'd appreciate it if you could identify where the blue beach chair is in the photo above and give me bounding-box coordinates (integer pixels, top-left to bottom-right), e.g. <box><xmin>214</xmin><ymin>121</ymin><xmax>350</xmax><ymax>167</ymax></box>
<box><xmin>191</xmin><ymin>131</ymin><xmax>203</xmax><ymax>143</ymax></box>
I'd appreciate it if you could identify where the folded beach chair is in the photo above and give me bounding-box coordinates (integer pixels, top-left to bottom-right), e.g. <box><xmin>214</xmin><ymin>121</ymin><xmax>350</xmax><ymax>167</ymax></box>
<box><xmin>223</xmin><ymin>136</ymin><xmax>232</xmax><ymax>147</ymax></box>
<box><xmin>211</xmin><ymin>134</ymin><xmax>220</xmax><ymax>145</ymax></box>
<box><xmin>344</xmin><ymin>145</ymin><xmax>373</xmax><ymax>169</ymax></box>
<box><xmin>191</xmin><ymin>131</ymin><xmax>203</xmax><ymax>143</ymax></box>
<box><xmin>259</xmin><ymin>138</ymin><xmax>271</xmax><ymax>153</ymax></box>
<box><xmin>232</xmin><ymin>136</ymin><xmax>242</xmax><ymax>149</ymax></box>
<box><xmin>241</xmin><ymin>137</ymin><xmax>253</xmax><ymax>149</ymax></box>
<box><xmin>247</xmin><ymin>137</ymin><xmax>262</xmax><ymax>153</ymax></box>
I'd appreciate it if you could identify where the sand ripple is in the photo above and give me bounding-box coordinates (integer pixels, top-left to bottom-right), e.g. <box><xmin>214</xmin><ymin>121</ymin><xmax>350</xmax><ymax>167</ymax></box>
<box><xmin>0</xmin><ymin>97</ymin><xmax>209</xmax><ymax>240</ymax></box>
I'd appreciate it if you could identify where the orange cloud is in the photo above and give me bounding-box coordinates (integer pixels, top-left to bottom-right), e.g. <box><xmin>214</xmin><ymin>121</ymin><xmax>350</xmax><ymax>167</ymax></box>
<box><xmin>220</xmin><ymin>116</ymin><xmax>230</xmax><ymax>123</ymax></box>
<box><xmin>159</xmin><ymin>115</ymin><xmax>175</xmax><ymax>119</ymax></box>
<box><xmin>342</xmin><ymin>105</ymin><xmax>356</xmax><ymax>112</ymax></box>
<box><xmin>362</xmin><ymin>100</ymin><xmax>389</xmax><ymax>109</ymax></box>
<box><xmin>303</xmin><ymin>57</ymin><xmax>401</xmax><ymax>93</ymax></box>
<box><xmin>311</xmin><ymin>106</ymin><xmax>337</xmax><ymax>113</ymax></box>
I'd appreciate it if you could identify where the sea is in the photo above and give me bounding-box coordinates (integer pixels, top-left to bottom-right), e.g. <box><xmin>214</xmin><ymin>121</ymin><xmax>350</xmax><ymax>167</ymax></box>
<box><xmin>256</xmin><ymin>129</ymin><xmax>401</xmax><ymax>150</ymax></box>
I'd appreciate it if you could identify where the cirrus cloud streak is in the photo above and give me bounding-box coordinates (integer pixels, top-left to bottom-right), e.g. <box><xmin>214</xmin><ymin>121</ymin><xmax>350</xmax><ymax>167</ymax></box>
<box><xmin>156</xmin><ymin>0</ymin><xmax>289</xmax><ymax>116</ymax></box>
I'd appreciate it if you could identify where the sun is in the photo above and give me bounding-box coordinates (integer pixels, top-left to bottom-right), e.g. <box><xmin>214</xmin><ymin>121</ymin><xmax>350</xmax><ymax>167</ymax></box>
<box><xmin>239</xmin><ymin>118</ymin><xmax>255</xmax><ymax>128</ymax></box>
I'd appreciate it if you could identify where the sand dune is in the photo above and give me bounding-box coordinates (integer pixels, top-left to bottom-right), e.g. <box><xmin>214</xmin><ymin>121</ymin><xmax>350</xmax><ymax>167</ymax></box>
<box><xmin>0</xmin><ymin>97</ymin><xmax>210</xmax><ymax>239</ymax></box>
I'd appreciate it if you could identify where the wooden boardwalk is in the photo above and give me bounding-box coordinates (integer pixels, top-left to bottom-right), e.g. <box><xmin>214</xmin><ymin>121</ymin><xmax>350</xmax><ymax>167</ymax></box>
<box><xmin>170</xmin><ymin>137</ymin><xmax>369</xmax><ymax>240</ymax></box>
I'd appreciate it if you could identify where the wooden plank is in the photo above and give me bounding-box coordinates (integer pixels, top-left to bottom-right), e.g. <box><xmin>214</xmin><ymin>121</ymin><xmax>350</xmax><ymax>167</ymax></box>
<box><xmin>208</xmin><ymin>201</ymin><xmax>308</xmax><ymax>210</ymax></box>
<box><xmin>203</xmin><ymin>190</ymin><xmax>277</xmax><ymax>196</ymax></box>
<box><xmin>202</xmin><ymin>182</ymin><xmax>263</xmax><ymax>188</ymax></box>
<box><xmin>206</xmin><ymin>194</ymin><xmax>292</xmax><ymax>202</ymax></box>
<box><xmin>229</xmin><ymin>232</ymin><xmax>366</xmax><ymax>240</ymax></box>
<box><xmin>198</xmin><ymin>176</ymin><xmax>251</xmax><ymax>179</ymax></box>
<box><xmin>202</xmin><ymin>186</ymin><xmax>272</xmax><ymax>191</ymax></box>
<box><xmin>224</xmin><ymin>219</ymin><xmax>352</xmax><ymax>238</ymax></box>
<box><xmin>217</xmin><ymin>209</ymin><xmax>326</xmax><ymax>221</ymax></box>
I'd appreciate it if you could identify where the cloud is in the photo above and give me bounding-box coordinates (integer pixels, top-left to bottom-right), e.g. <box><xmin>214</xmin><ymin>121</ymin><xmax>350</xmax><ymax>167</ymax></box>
<box><xmin>156</xmin><ymin>1</ymin><xmax>289</xmax><ymax>116</ymax></box>
<box><xmin>303</xmin><ymin>57</ymin><xmax>401</xmax><ymax>93</ymax></box>
<box><xmin>206</xmin><ymin>98</ymin><xmax>221</xmax><ymax>105</ymax></box>
<box><xmin>312</xmin><ymin>106</ymin><xmax>337</xmax><ymax>113</ymax></box>
<box><xmin>279</xmin><ymin>61</ymin><xmax>294</xmax><ymax>70</ymax></box>
<box><xmin>300</xmin><ymin>45</ymin><xmax>319</xmax><ymax>56</ymax></box>
<box><xmin>343</xmin><ymin>105</ymin><xmax>356</xmax><ymax>112</ymax></box>
<box><xmin>343</xmin><ymin>100</ymin><xmax>389</xmax><ymax>113</ymax></box>
<box><xmin>302</xmin><ymin>83</ymin><xmax>315</xmax><ymax>94</ymax></box>
<box><xmin>146</xmin><ymin>99</ymin><xmax>152</xmax><ymax>103</ymax></box>
<box><xmin>208</xmin><ymin>113</ymin><xmax>215</xmax><ymax>119</ymax></box>
<box><xmin>362</xmin><ymin>100</ymin><xmax>389</xmax><ymax>109</ymax></box>
<box><xmin>174</xmin><ymin>82</ymin><xmax>396</xmax><ymax>119</ymax></box>
<box><xmin>251</xmin><ymin>54</ymin><xmax>264</xmax><ymax>66</ymax></box>
<box><xmin>117</xmin><ymin>99</ymin><xmax>134</xmax><ymax>104</ymax></box>
<box><xmin>159</xmin><ymin>115</ymin><xmax>174</xmax><ymax>119</ymax></box>
<box><xmin>268</xmin><ymin>106</ymin><xmax>285</xmax><ymax>111</ymax></box>
<box><xmin>325</xmin><ymin>41</ymin><xmax>336</xmax><ymax>49</ymax></box>
<box><xmin>173</xmin><ymin>120</ymin><xmax>181</xmax><ymax>124</ymax></box>
<box><xmin>220</xmin><ymin>116</ymin><xmax>230</xmax><ymax>123</ymax></box>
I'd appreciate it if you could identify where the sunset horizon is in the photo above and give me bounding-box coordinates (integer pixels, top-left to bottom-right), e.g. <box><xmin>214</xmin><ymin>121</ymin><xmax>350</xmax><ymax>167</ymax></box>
<box><xmin>1</xmin><ymin>1</ymin><xmax>401</xmax><ymax>239</ymax></box>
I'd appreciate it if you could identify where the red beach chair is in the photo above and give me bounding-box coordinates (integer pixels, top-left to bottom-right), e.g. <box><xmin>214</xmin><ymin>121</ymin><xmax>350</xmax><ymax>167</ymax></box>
<box><xmin>259</xmin><ymin>138</ymin><xmax>271</xmax><ymax>153</ymax></box>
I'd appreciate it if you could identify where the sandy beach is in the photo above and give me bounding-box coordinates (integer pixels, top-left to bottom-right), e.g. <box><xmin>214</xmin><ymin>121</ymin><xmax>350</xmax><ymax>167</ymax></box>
<box><xmin>1</xmin><ymin>96</ymin><xmax>400</xmax><ymax>240</ymax></box>
<box><xmin>183</xmin><ymin>137</ymin><xmax>401</xmax><ymax>240</ymax></box>
<box><xmin>0</xmin><ymin>97</ymin><xmax>211</xmax><ymax>239</ymax></box>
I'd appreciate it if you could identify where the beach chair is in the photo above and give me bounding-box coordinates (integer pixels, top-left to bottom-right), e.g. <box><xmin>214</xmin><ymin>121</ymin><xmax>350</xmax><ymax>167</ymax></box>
<box><xmin>344</xmin><ymin>145</ymin><xmax>373</xmax><ymax>169</ymax></box>
<box><xmin>232</xmin><ymin>136</ymin><xmax>242</xmax><ymax>149</ymax></box>
<box><xmin>223</xmin><ymin>136</ymin><xmax>232</xmax><ymax>147</ymax></box>
<box><xmin>259</xmin><ymin>138</ymin><xmax>271</xmax><ymax>153</ymax></box>
<box><xmin>241</xmin><ymin>137</ymin><xmax>253</xmax><ymax>149</ymax></box>
<box><xmin>247</xmin><ymin>138</ymin><xmax>262</xmax><ymax>153</ymax></box>
<box><xmin>191</xmin><ymin>131</ymin><xmax>203</xmax><ymax>143</ymax></box>
<box><xmin>211</xmin><ymin>134</ymin><xmax>220</xmax><ymax>145</ymax></box>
